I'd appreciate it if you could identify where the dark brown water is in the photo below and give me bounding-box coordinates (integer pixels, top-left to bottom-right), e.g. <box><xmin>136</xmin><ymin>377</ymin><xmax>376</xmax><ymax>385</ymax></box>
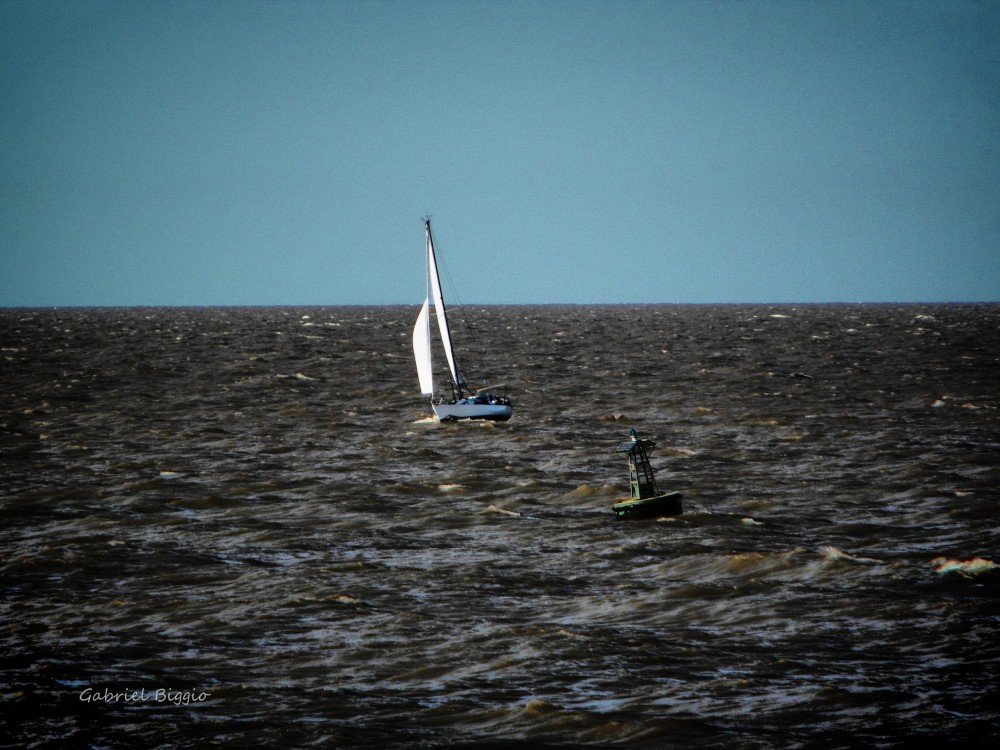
<box><xmin>2</xmin><ymin>304</ymin><xmax>998</xmax><ymax>748</ymax></box>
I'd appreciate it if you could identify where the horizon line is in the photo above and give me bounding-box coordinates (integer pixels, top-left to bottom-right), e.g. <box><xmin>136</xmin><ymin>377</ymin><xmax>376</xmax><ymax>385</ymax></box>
<box><xmin>2</xmin><ymin>300</ymin><xmax>998</xmax><ymax>311</ymax></box>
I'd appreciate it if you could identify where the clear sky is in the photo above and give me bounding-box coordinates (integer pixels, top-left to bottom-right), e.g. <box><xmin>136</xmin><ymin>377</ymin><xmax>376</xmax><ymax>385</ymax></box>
<box><xmin>2</xmin><ymin>0</ymin><xmax>998</xmax><ymax>306</ymax></box>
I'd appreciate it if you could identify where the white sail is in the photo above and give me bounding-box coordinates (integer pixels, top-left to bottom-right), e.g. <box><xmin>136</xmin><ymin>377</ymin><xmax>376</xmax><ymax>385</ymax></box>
<box><xmin>425</xmin><ymin>221</ymin><xmax>465</xmax><ymax>389</ymax></box>
<box><xmin>412</xmin><ymin>297</ymin><xmax>433</xmax><ymax>396</ymax></box>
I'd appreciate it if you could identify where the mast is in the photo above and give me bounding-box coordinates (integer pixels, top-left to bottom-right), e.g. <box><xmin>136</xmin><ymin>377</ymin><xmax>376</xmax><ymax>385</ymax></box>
<box><xmin>425</xmin><ymin>218</ymin><xmax>466</xmax><ymax>393</ymax></box>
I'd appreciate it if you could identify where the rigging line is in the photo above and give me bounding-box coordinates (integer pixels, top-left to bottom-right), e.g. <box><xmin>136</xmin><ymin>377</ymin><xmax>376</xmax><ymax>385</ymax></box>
<box><xmin>433</xmin><ymin>228</ymin><xmax>492</xmax><ymax>386</ymax></box>
<box><xmin>435</xmin><ymin>233</ymin><xmax>463</xmax><ymax>309</ymax></box>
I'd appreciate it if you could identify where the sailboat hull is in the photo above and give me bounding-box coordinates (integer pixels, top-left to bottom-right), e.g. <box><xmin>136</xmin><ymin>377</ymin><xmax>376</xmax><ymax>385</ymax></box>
<box><xmin>433</xmin><ymin>402</ymin><xmax>513</xmax><ymax>422</ymax></box>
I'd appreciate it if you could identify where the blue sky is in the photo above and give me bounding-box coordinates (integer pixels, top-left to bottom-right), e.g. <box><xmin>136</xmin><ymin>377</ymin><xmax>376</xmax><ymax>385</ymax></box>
<box><xmin>2</xmin><ymin>0</ymin><xmax>998</xmax><ymax>306</ymax></box>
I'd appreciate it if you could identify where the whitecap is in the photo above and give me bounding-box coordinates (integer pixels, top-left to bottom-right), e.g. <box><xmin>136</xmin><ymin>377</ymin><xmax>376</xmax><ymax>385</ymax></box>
<box><xmin>819</xmin><ymin>546</ymin><xmax>881</xmax><ymax>564</ymax></box>
<box><xmin>931</xmin><ymin>557</ymin><xmax>999</xmax><ymax>577</ymax></box>
<box><xmin>485</xmin><ymin>504</ymin><xmax>521</xmax><ymax>517</ymax></box>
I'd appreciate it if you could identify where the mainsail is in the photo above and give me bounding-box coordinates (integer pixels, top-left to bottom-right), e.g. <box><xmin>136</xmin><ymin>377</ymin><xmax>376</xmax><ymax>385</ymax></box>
<box><xmin>425</xmin><ymin>219</ymin><xmax>465</xmax><ymax>390</ymax></box>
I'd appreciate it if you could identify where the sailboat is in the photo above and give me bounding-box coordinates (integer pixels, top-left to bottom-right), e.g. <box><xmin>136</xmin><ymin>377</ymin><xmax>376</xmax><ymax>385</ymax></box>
<box><xmin>412</xmin><ymin>218</ymin><xmax>513</xmax><ymax>422</ymax></box>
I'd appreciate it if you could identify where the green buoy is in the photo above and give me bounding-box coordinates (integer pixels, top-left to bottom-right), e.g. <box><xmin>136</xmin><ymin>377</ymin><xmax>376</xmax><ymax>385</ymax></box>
<box><xmin>612</xmin><ymin>429</ymin><xmax>682</xmax><ymax>519</ymax></box>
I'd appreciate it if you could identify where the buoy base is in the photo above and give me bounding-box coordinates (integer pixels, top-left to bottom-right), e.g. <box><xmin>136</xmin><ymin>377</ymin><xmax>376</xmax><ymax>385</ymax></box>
<box><xmin>612</xmin><ymin>492</ymin><xmax>683</xmax><ymax>519</ymax></box>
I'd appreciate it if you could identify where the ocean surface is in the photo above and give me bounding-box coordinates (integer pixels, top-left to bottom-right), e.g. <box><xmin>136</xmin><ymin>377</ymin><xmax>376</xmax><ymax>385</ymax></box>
<box><xmin>2</xmin><ymin>304</ymin><xmax>998</xmax><ymax>749</ymax></box>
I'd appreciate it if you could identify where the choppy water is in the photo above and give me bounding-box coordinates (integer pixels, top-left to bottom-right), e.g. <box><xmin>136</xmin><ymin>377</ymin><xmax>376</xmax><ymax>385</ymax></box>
<box><xmin>2</xmin><ymin>304</ymin><xmax>998</xmax><ymax>748</ymax></box>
